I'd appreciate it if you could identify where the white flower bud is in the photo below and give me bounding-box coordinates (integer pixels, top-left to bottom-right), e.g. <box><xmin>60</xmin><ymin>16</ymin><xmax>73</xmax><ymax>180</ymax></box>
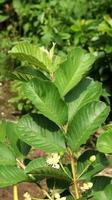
<box><xmin>87</xmin><ymin>182</ymin><xmax>93</xmax><ymax>189</ymax></box>
<box><xmin>89</xmin><ymin>155</ymin><xmax>96</xmax><ymax>162</ymax></box>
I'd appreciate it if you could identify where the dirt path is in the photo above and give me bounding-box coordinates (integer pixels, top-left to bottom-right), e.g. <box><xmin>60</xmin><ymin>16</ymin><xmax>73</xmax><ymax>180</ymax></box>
<box><xmin>0</xmin><ymin>81</ymin><xmax>16</xmax><ymax>120</ymax></box>
<box><xmin>0</xmin><ymin>182</ymin><xmax>45</xmax><ymax>200</ymax></box>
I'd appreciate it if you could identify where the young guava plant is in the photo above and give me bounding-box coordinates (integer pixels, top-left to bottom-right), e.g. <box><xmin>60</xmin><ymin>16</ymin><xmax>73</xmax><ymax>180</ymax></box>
<box><xmin>0</xmin><ymin>42</ymin><xmax>112</xmax><ymax>200</ymax></box>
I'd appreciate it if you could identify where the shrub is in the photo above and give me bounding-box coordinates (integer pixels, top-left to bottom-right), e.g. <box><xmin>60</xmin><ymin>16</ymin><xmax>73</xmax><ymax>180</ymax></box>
<box><xmin>0</xmin><ymin>43</ymin><xmax>112</xmax><ymax>199</ymax></box>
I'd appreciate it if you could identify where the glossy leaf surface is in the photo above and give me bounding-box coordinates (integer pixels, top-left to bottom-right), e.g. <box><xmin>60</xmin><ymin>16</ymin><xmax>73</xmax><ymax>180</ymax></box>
<box><xmin>16</xmin><ymin>114</ymin><xmax>66</xmax><ymax>153</ymax></box>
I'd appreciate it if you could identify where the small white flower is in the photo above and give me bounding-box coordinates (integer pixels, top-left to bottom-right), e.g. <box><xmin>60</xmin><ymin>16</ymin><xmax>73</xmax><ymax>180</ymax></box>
<box><xmin>89</xmin><ymin>155</ymin><xmax>96</xmax><ymax>162</ymax></box>
<box><xmin>81</xmin><ymin>182</ymin><xmax>93</xmax><ymax>192</ymax></box>
<box><xmin>46</xmin><ymin>153</ymin><xmax>60</xmax><ymax>169</ymax></box>
<box><xmin>52</xmin><ymin>163</ymin><xmax>60</xmax><ymax>169</ymax></box>
<box><xmin>80</xmin><ymin>186</ymin><xmax>86</xmax><ymax>192</ymax></box>
<box><xmin>54</xmin><ymin>193</ymin><xmax>60</xmax><ymax>199</ymax></box>
<box><xmin>83</xmin><ymin>183</ymin><xmax>90</xmax><ymax>190</ymax></box>
<box><xmin>87</xmin><ymin>182</ymin><xmax>93</xmax><ymax>189</ymax></box>
<box><xmin>23</xmin><ymin>192</ymin><xmax>31</xmax><ymax>200</ymax></box>
<box><xmin>54</xmin><ymin>193</ymin><xmax>66</xmax><ymax>200</ymax></box>
<box><xmin>60</xmin><ymin>197</ymin><xmax>66</xmax><ymax>200</ymax></box>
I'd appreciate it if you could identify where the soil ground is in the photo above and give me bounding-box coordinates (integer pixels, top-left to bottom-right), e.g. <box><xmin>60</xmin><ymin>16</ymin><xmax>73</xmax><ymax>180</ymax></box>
<box><xmin>0</xmin><ymin>182</ymin><xmax>45</xmax><ymax>200</ymax></box>
<box><xmin>0</xmin><ymin>81</ymin><xmax>16</xmax><ymax>120</ymax></box>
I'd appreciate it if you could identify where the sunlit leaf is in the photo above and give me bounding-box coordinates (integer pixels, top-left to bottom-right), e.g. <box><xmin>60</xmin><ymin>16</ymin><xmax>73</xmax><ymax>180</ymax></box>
<box><xmin>23</xmin><ymin>78</ymin><xmax>68</xmax><ymax>126</ymax></box>
<box><xmin>9</xmin><ymin>42</ymin><xmax>53</xmax><ymax>72</ymax></box>
<box><xmin>55</xmin><ymin>48</ymin><xmax>95</xmax><ymax>96</ymax></box>
<box><xmin>96</xmin><ymin>130</ymin><xmax>112</xmax><ymax>153</ymax></box>
<box><xmin>0</xmin><ymin>166</ymin><xmax>28</xmax><ymax>188</ymax></box>
<box><xmin>16</xmin><ymin>114</ymin><xmax>66</xmax><ymax>153</ymax></box>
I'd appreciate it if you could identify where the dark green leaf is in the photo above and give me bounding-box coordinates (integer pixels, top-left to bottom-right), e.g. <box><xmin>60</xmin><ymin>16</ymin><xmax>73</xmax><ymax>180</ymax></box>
<box><xmin>92</xmin><ymin>176</ymin><xmax>111</xmax><ymax>192</ymax></box>
<box><xmin>67</xmin><ymin>102</ymin><xmax>109</xmax><ymax>151</ymax></box>
<box><xmin>15</xmin><ymin>66</ymin><xmax>49</xmax><ymax>80</ymax></box>
<box><xmin>47</xmin><ymin>178</ymin><xmax>69</xmax><ymax>190</ymax></box>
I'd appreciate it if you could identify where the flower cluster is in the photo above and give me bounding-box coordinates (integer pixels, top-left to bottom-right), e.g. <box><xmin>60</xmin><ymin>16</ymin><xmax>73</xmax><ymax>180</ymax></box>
<box><xmin>54</xmin><ymin>193</ymin><xmax>66</xmax><ymax>200</ymax></box>
<box><xmin>46</xmin><ymin>153</ymin><xmax>60</xmax><ymax>169</ymax></box>
<box><xmin>23</xmin><ymin>192</ymin><xmax>31</xmax><ymax>200</ymax></box>
<box><xmin>80</xmin><ymin>182</ymin><xmax>93</xmax><ymax>192</ymax></box>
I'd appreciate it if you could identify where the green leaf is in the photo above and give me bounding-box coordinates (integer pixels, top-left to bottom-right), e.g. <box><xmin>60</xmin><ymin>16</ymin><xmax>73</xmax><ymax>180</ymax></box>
<box><xmin>47</xmin><ymin>178</ymin><xmax>69</xmax><ymax>190</ymax></box>
<box><xmin>23</xmin><ymin>78</ymin><xmax>68</xmax><ymax>126</ymax></box>
<box><xmin>92</xmin><ymin>176</ymin><xmax>111</xmax><ymax>192</ymax></box>
<box><xmin>13</xmin><ymin>0</ymin><xmax>24</xmax><ymax>15</ymax></box>
<box><xmin>0</xmin><ymin>15</ymin><xmax>9</xmax><ymax>23</ymax></box>
<box><xmin>67</xmin><ymin>102</ymin><xmax>109</xmax><ymax>151</ymax></box>
<box><xmin>96</xmin><ymin>130</ymin><xmax>112</xmax><ymax>153</ymax></box>
<box><xmin>4</xmin><ymin>121</ymin><xmax>31</xmax><ymax>158</ymax></box>
<box><xmin>54</xmin><ymin>48</ymin><xmax>95</xmax><ymax>96</ymax></box>
<box><xmin>9</xmin><ymin>42</ymin><xmax>52</xmax><ymax>72</ymax></box>
<box><xmin>0</xmin><ymin>120</ymin><xmax>6</xmax><ymax>142</ymax></box>
<box><xmin>16</xmin><ymin>114</ymin><xmax>66</xmax><ymax>153</ymax></box>
<box><xmin>66</xmin><ymin>195</ymin><xmax>75</xmax><ymax>200</ymax></box>
<box><xmin>93</xmin><ymin>184</ymin><xmax>112</xmax><ymax>200</ymax></box>
<box><xmin>0</xmin><ymin>166</ymin><xmax>28</xmax><ymax>188</ymax></box>
<box><xmin>0</xmin><ymin>0</ymin><xmax>6</xmax><ymax>3</ymax></box>
<box><xmin>0</xmin><ymin>143</ymin><xmax>16</xmax><ymax>166</ymax></box>
<box><xmin>25</xmin><ymin>157</ymin><xmax>71</xmax><ymax>182</ymax></box>
<box><xmin>65</xmin><ymin>78</ymin><xmax>102</xmax><ymax>122</ymax></box>
<box><xmin>14</xmin><ymin>66</ymin><xmax>49</xmax><ymax>81</ymax></box>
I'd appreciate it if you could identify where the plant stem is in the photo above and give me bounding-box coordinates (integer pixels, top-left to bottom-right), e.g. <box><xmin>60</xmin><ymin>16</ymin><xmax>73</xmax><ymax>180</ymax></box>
<box><xmin>77</xmin><ymin>162</ymin><xmax>91</xmax><ymax>180</ymax></box>
<box><xmin>41</xmin><ymin>189</ymin><xmax>53</xmax><ymax>200</ymax></box>
<box><xmin>13</xmin><ymin>185</ymin><xmax>19</xmax><ymax>200</ymax></box>
<box><xmin>69</xmin><ymin>149</ymin><xmax>80</xmax><ymax>199</ymax></box>
<box><xmin>59</xmin><ymin>162</ymin><xmax>72</xmax><ymax>180</ymax></box>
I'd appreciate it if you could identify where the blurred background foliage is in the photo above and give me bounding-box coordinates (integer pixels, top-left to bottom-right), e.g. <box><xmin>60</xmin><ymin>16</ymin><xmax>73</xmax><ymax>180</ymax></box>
<box><xmin>0</xmin><ymin>0</ymin><xmax>112</xmax><ymax>114</ymax></box>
